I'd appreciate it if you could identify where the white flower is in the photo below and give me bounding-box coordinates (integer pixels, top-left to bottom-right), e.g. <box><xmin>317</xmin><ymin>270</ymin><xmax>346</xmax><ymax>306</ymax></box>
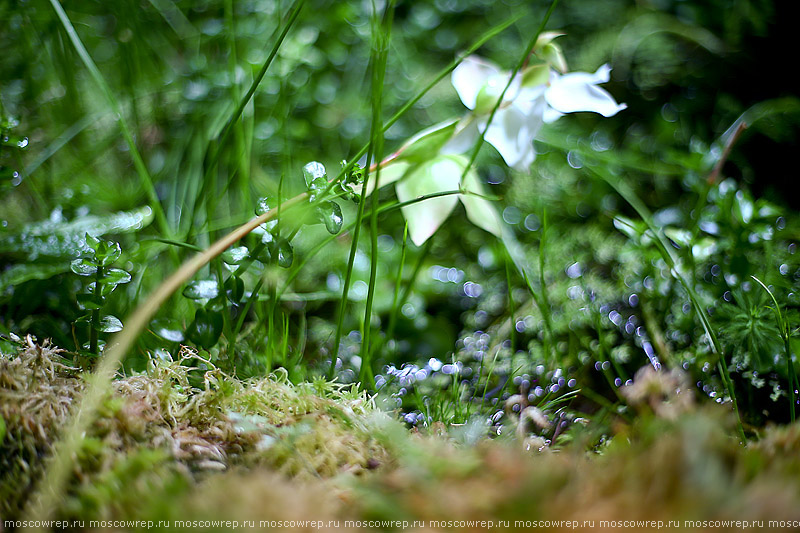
<box><xmin>393</xmin><ymin>154</ymin><xmax>502</xmax><ymax>246</ymax></box>
<box><xmin>446</xmin><ymin>56</ymin><xmax>626</xmax><ymax>172</ymax></box>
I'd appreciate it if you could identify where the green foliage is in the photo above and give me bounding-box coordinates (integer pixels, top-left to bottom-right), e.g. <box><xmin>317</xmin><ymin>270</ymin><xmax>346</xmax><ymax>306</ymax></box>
<box><xmin>0</xmin><ymin>0</ymin><xmax>798</xmax><ymax>454</ymax></box>
<box><xmin>72</xmin><ymin>233</ymin><xmax>132</xmax><ymax>360</ymax></box>
<box><xmin>4</xmin><ymin>339</ymin><xmax>800</xmax><ymax>523</ymax></box>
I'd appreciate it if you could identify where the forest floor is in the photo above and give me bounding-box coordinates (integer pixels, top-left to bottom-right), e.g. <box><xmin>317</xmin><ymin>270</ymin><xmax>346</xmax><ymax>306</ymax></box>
<box><xmin>3</xmin><ymin>339</ymin><xmax>800</xmax><ymax>531</ymax></box>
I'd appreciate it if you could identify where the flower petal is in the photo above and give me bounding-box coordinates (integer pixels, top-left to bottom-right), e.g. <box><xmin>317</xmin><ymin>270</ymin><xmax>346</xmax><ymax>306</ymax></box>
<box><xmin>545</xmin><ymin>64</ymin><xmax>627</xmax><ymax>117</ymax></box>
<box><xmin>452</xmin><ymin>56</ymin><xmax>502</xmax><ymax>110</ymax></box>
<box><xmin>441</xmin><ymin>116</ymin><xmax>480</xmax><ymax>155</ymax></box>
<box><xmin>395</xmin><ymin>156</ymin><xmax>462</xmax><ymax>246</ymax></box>
<box><xmin>392</xmin><ymin>119</ymin><xmax>458</xmax><ymax>164</ymax></box>
<box><xmin>543</xmin><ymin>107</ymin><xmax>563</xmax><ymax>123</ymax></box>
<box><xmin>353</xmin><ymin>160</ymin><xmax>411</xmax><ymax>197</ymax></box>
<box><xmin>460</xmin><ymin>168</ymin><xmax>502</xmax><ymax>238</ymax></box>
<box><xmin>482</xmin><ymin>105</ymin><xmax>540</xmax><ymax>172</ymax></box>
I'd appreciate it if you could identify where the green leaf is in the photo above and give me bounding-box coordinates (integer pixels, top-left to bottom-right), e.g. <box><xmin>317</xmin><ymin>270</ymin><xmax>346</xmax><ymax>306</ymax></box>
<box><xmin>534</xmin><ymin>31</ymin><xmax>564</xmax><ymax>50</ymax></box>
<box><xmin>222</xmin><ymin>246</ymin><xmax>249</xmax><ymax>265</ymax></box>
<box><xmin>74</xmin><ymin>313</ymin><xmax>92</xmax><ymax>324</ymax></box>
<box><xmin>520</xmin><ymin>63</ymin><xmax>550</xmax><ymax>88</ymax></box>
<box><xmin>0</xmin><ymin>206</ymin><xmax>152</xmax><ymax>261</ymax></box>
<box><xmin>664</xmin><ymin>227</ymin><xmax>692</xmax><ymax>248</ymax></box>
<box><xmin>84</xmin><ymin>232</ymin><xmax>101</xmax><ymax>252</ymax></box>
<box><xmin>96</xmin><ymin>240</ymin><xmax>122</xmax><ymax>266</ymax></box>
<box><xmin>393</xmin><ymin>120</ymin><xmax>458</xmax><ymax>165</ymax></box>
<box><xmin>98</xmin><ymin>267</ymin><xmax>131</xmax><ymax>296</ymax></box>
<box><xmin>317</xmin><ymin>201</ymin><xmax>343</xmax><ymax>234</ymax></box>
<box><xmin>150</xmin><ymin>318</ymin><xmax>185</xmax><ymax>343</ymax></box>
<box><xmin>272</xmin><ymin>237</ymin><xmax>294</xmax><ymax>268</ymax></box>
<box><xmin>255</xmin><ymin>244</ymin><xmax>272</xmax><ymax>264</ymax></box>
<box><xmin>77</xmin><ymin>293</ymin><xmax>105</xmax><ymax>310</ymax></box>
<box><xmin>474</xmin><ymin>77</ymin><xmax>506</xmax><ymax>115</ymax></box>
<box><xmin>540</xmin><ymin>42</ymin><xmax>567</xmax><ymax>73</ymax></box>
<box><xmin>395</xmin><ymin>155</ymin><xmax>463</xmax><ymax>246</ymax></box>
<box><xmin>186</xmin><ymin>307</ymin><xmax>223</xmax><ymax>349</ymax></box>
<box><xmin>0</xmin><ymin>263</ymin><xmax>71</xmax><ymax>292</ymax></box>
<box><xmin>225</xmin><ymin>275</ymin><xmax>245</xmax><ymax>303</ymax></box>
<box><xmin>613</xmin><ymin>215</ymin><xmax>645</xmax><ymax>242</ymax></box>
<box><xmin>182</xmin><ymin>279</ymin><xmax>219</xmax><ymax>300</ymax></box>
<box><xmin>98</xmin><ymin>315</ymin><xmax>123</xmax><ymax>333</ymax></box>
<box><xmin>103</xmin><ymin>268</ymin><xmax>131</xmax><ymax>286</ymax></box>
<box><xmin>70</xmin><ymin>258</ymin><xmax>98</xmax><ymax>276</ymax></box>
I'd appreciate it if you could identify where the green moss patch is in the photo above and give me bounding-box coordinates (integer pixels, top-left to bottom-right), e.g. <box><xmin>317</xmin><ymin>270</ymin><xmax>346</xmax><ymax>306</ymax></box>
<box><xmin>3</xmin><ymin>341</ymin><xmax>800</xmax><ymax>529</ymax></box>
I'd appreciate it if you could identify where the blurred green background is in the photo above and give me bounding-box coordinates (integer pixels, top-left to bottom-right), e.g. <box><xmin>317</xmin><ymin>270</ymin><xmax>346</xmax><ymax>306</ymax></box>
<box><xmin>1</xmin><ymin>0</ymin><xmax>798</xmax><ymax>425</ymax></box>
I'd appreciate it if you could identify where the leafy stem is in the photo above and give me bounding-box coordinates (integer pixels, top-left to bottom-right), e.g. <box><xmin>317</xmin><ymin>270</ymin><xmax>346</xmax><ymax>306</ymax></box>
<box><xmin>89</xmin><ymin>264</ymin><xmax>103</xmax><ymax>356</ymax></box>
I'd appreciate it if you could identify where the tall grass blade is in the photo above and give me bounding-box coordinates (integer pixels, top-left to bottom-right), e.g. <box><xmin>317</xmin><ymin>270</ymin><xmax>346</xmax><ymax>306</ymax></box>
<box><xmin>48</xmin><ymin>0</ymin><xmax>170</xmax><ymax>236</ymax></box>
<box><xmin>751</xmin><ymin>275</ymin><xmax>797</xmax><ymax>422</ymax></box>
<box><xmin>190</xmin><ymin>0</ymin><xmax>306</xmax><ymax>232</ymax></box>
<box><xmin>360</xmin><ymin>0</ymin><xmax>396</xmax><ymax>387</ymax></box>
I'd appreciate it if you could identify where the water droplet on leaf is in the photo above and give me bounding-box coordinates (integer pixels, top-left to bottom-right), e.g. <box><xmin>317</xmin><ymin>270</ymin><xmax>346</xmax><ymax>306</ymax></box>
<box><xmin>317</xmin><ymin>201</ymin><xmax>343</xmax><ymax>234</ymax></box>
<box><xmin>272</xmin><ymin>238</ymin><xmax>294</xmax><ymax>268</ymax></box>
<box><xmin>222</xmin><ymin>246</ymin><xmax>249</xmax><ymax>264</ymax></box>
<box><xmin>183</xmin><ymin>279</ymin><xmax>219</xmax><ymax>300</ymax></box>
<box><xmin>70</xmin><ymin>258</ymin><xmax>98</xmax><ymax>276</ymax></box>
<box><xmin>98</xmin><ymin>315</ymin><xmax>123</xmax><ymax>333</ymax></box>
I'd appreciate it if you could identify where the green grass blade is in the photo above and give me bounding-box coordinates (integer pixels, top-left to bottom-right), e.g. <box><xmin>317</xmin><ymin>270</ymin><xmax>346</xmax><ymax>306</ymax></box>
<box><xmin>190</xmin><ymin>0</ymin><xmax>306</xmax><ymax>233</ymax></box>
<box><xmin>360</xmin><ymin>0</ymin><xmax>396</xmax><ymax>387</ymax></box>
<box><xmin>320</xmin><ymin>12</ymin><xmax>524</xmax><ymax>198</ymax></box>
<box><xmin>48</xmin><ymin>0</ymin><xmax>170</xmax><ymax>237</ymax></box>
<box><xmin>751</xmin><ymin>275</ymin><xmax>797</xmax><ymax>422</ymax></box>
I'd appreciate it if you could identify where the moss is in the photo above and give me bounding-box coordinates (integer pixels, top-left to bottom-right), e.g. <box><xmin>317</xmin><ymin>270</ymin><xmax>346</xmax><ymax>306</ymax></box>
<box><xmin>0</xmin><ymin>337</ymin><xmax>84</xmax><ymax>517</ymax></box>
<box><xmin>3</xmin><ymin>342</ymin><xmax>800</xmax><ymax>527</ymax></box>
<box><xmin>0</xmin><ymin>342</ymin><xmax>392</xmax><ymax>520</ymax></box>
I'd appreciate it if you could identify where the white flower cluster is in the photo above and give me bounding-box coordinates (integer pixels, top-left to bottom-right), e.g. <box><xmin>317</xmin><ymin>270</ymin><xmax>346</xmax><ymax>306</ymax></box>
<box><xmin>445</xmin><ymin>55</ymin><xmax>626</xmax><ymax>171</ymax></box>
<box><xmin>373</xmin><ymin>36</ymin><xmax>627</xmax><ymax>246</ymax></box>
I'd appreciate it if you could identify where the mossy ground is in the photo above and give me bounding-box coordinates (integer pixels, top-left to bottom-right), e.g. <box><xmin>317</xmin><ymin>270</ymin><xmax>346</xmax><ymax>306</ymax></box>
<box><xmin>2</xmin><ymin>339</ymin><xmax>800</xmax><ymax>531</ymax></box>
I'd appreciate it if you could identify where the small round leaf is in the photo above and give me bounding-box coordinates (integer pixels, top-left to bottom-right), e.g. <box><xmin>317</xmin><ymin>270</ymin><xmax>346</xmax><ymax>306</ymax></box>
<box><xmin>84</xmin><ymin>232</ymin><xmax>101</xmax><ymax>252</ymax></box>
<box><xmin>183</xmin><ymin>279</ymin><xmax>219</xmax><ymax>300</ymax></box>
<box><xmin>222</xmin><ymin>246</ymin><xmax>249</xmax><ymax>265</ymax></box>
<box><xmin>96</xmin><ymin>240</ymin><xmax>122</xmax><ymax>266</ymax></box>
<box><xmin>104</xmin><ymin>268</ymin><xmax>132</xmax><ymax>285</ymax></box>
<box><xmin>186</xmin><ymin>307</ymin><xmax>223</xmax><ymax>349</ymax></box>
<box><xmin>150</xmin><ymin>318</ymin><xmax>185</xmax><ymax>343</ymax></box>
<box><xmin>71</xmin><ymin>258</ymin><xmax>98</xmax><ymax>276</ymax></box>
<box><xmin>98</xmin><ymin>315</ymin><xmax>123</xmax><ymax>333</ymax></box>
<box><xmin>77</xmin><ymin>293</ymin><xmax>105</xmax><ymax>310</ymax></box>
<box><xmin>225</xmin><ymin>275</ymin><xmax>245</xmax><ymax>303</ymax></box>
